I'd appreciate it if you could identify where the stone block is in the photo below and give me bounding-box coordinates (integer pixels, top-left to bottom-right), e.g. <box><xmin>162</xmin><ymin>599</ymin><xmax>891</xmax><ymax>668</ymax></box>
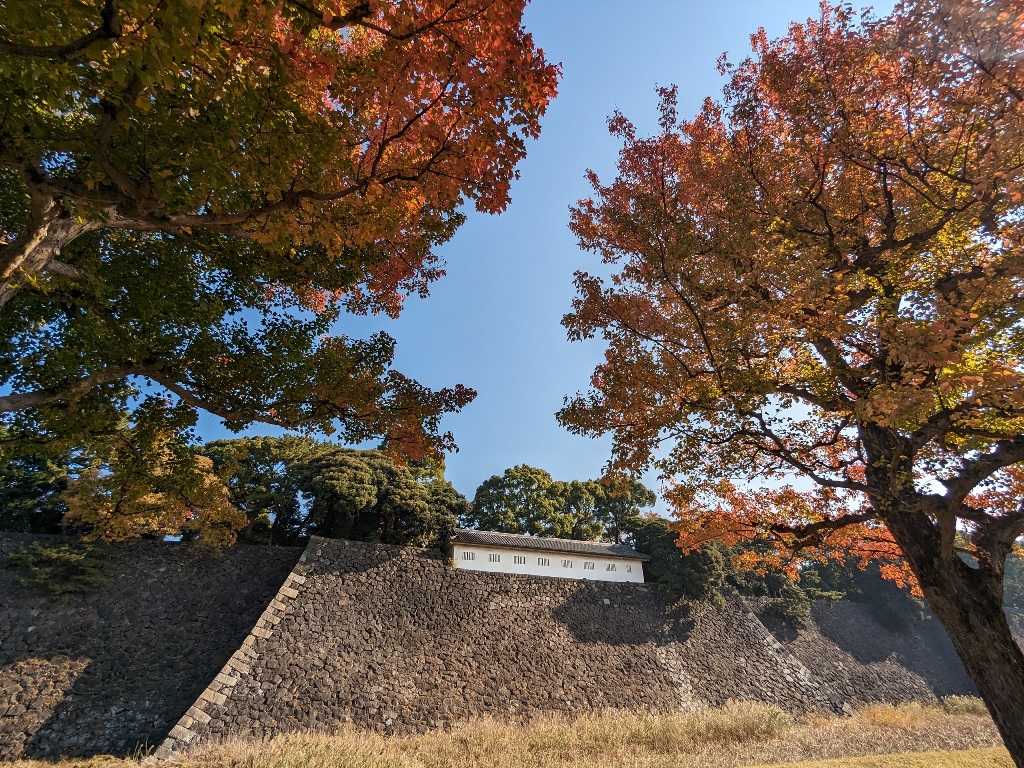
<box><xmin>168</xmin><ymin>724</ymin><xmax>191</xmax><ymax>740</ymax></box>
<box><xmin>199</xmin><ymin>689</ymin><xmax>228</xmax><ymax>707</ymax></box>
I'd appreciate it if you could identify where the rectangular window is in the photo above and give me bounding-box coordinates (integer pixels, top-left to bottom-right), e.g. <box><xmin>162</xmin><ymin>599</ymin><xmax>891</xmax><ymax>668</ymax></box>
<box><xmin>488</xmin><ymin>553</ymin><xmax>500</xmax><ymax>563</ymax></box>
<box><xmin>584</xmin><ymin>562</ymin><xmax>595</xmax><ymax>570</ymax></box>
<box><xmin>462</xmin><ymin>551</ymin><xmax>475</xmax><ymax>561</ymax></box>
<box><xmin>626</xmin><ymin>565</ymin><xmax>632</xmax><ymax>573</ymax></box>
<box><xmin>561</xmin><ymin>559</ymin><xmax>572</xmax><ymax>568</ymax></box>
<box><xmin>606</xmin><ymin>563</ymin><xmax>617</xmax><ymax>572</ymax></box>
<box><xmin>514</xmin><ymin>555</ymin><xmax>526</xmax><ymax>565</ymax></box>
<box><xmin>538</xmin><ymin>557</ymin><xmax>550</xmax><ymax>567</ymax></box>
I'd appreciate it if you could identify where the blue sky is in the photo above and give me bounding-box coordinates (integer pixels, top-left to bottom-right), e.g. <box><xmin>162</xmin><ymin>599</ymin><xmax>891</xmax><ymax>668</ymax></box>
<box><xmin>200</xmin><ymin>0</ymin><xmax>893</xmax><ymax>502</ymax></box>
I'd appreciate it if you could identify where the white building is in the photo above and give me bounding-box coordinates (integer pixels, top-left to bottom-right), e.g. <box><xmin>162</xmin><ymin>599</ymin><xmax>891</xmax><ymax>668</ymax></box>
<box><xmin>448</xmin><ymin>529</ymin><xmax>649</xmax><ymax>583</ymax></box>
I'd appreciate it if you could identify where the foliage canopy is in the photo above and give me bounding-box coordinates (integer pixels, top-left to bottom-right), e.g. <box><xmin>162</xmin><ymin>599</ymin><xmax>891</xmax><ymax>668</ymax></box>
<box><xmin>0</xmin><ymin>0</ymin><xmax>558</xmax><ymax>493</ymax></box>
<box><xmin>203</xmin><ymin>437</ymin><xmax>466</xmax><ymax>547</ymax></box>
<box><xmin>464</xmin><ymin>464</ymin><xmax>656</xmax><ymax>542</ymax></box>
<box><xmin>558</xmin><ymin>0</ymin><xmax>1024</xmax><ymax>758</ymax></box>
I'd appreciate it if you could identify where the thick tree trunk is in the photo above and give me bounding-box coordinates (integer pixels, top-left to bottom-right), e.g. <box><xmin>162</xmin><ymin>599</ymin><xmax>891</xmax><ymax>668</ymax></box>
<box><xmin>0</xmin><ymin>198</ymin><xmax>96</xmax><ymax>309</ymax></box>
<box><xmin>887</xmin><ymin>508</ymin><xmax>1024</xmax><ymax>766</ymax></box>
<box><xmin>923</xmin><ymin>573</ymin><xmax>1024</xmax><ymax>766</ymax></box>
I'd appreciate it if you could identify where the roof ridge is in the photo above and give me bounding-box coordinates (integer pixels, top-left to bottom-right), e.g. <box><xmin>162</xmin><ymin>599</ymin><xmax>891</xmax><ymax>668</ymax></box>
<box><xmin>450</xmin><ymin>528</ymin><xmax>650</xmax><ymax>561</ymax></box>
<box><xmin>453</xmin><ymin>528</ymin><xmax>620</xmax><ymax>546</ymax></box>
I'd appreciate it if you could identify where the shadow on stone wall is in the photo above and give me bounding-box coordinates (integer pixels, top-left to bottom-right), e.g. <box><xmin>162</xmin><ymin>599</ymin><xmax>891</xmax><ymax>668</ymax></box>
<box><xmin>0</xmin><ymin>535</ymin><xmax>301</xmax><ymax>758</ymax></box>
<box><xmin>755</xmin><ymin>610</ymin><xmax>800</xmax><ymax>644</ymax></box>
<box><xmin>812</xmin><ymin>601</ymin><xmax>978</xmax><ymax>698</ymax></box>
<box><xmin>746</xmin><ymin>597</ymin><xmax>977</xmax><ymax>706</ymax></box>
<box><xmin>550</xmin><ymin>582</ymin><xmax>695</xmax><ymax>646</ymax></box>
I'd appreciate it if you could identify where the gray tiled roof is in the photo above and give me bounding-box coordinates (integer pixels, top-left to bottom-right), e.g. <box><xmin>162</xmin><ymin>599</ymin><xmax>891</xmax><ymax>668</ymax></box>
<box><xmin>451</xmin><ymin>529</ymin><xmax>650</xmax><ymax>561</ymax></box>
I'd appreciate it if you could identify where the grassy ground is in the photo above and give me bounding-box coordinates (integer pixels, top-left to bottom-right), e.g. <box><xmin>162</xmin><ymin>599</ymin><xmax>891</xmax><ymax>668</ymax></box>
<box><xmin>1</xmin><ymin>698</ymin><xmax>1007</xmax><ymax>768</ymax></box>
<box><xmin>751</xmin><ymin>746</ymin><xmax>1012</xmax><ymax>767</ymax></box>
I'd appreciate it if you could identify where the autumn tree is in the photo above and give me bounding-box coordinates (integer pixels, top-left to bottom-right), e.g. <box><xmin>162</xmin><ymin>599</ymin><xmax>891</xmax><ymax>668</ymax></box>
<box><xmin>0</xmin><ymin>0</ymin><xmax>558</xmax><ymax>517</ymax></box>
<box><xmin>559</xmin><ymin>0</ymin><xmax>1024</xmax><ymax>759</ymax></box>
<box><xmin>63</xmin><ymin>402</ymin><xmax>247</xmax><ymax>544</ymax></box>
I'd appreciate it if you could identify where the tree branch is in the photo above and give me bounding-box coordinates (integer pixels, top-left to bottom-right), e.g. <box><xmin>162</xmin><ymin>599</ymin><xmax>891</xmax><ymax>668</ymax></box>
<box><xmin>285</xmin><ymin>0</ymin><xmax>372</xmax><ymax>30</ymax></box>
<box><xmin>769</xmin><ymin>510</ymin><xmax>878</xmax><ymax>548</ymax></box>
<box><xmin>942</xmin><ymin>438</ymin><xmax>1024</xmax><ymax>507</ymax></box>
<box><xmin>0</xmin><ymin>0</ymin><xmax>122</xmax><ymax>61</ymax></box>
<box><xmin>0</xmin><ymin>366</ymin><xmax>137</xmax><ymax>412</ymax></box>
<box><xmin>140</xmin><ymin>367</ymin><xmax>302</xmax><ymax>429</ymax></box>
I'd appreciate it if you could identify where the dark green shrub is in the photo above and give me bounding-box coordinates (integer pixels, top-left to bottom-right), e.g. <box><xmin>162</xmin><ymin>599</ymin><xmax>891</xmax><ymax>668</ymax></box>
<box><xmin>4</xmin><ymin>541</ymin><xmax>114</xmax><ymax>597</ymax></box>
<box><xmin>625</xmin><ymin>517</ymin><xmax>729</xmax><ymax>606</ymax></box>
<box><xmin>759</xmin><ymin>582</ymin><xmax>812</xmax><ymax>628</ymax></box>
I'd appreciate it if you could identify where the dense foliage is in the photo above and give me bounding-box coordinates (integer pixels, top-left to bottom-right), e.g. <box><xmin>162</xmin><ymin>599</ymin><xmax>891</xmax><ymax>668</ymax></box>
<box><xmin>624</xmin><ymin>516</ymin><xmax>728</xmax><ymax>605</ymax></box>
<box><xmin>203</xmin><ymin>437</ymin><xmax>467</xmax><ymax>547</ymax></box>
<box><xmin>4</xmin><ymin>541</ymin><xmax>114</xmax><ymax>597</ymax></box>
<box><xmin>559</xmin><ymin>0</ymin><xmax>1024</xmax><ymax>755</ymax></box>
<box><xmin>0</xmin><ymin>435</ymin><xmax>467</xmax><ymax>546</ymax></box>
<box><xmin>463</xmin><ymin>465</ymin><xmax>656</xmax><ymax>542</ymax></box>
<box><xmin>0</xmin><ymin>0</ymin><xmax>559</xmax><ymax>537</ymax></box>
<box><xmin>0</xmin><ymin>437</ymin><xmax>78</xmax><ymax>534</ymax></box>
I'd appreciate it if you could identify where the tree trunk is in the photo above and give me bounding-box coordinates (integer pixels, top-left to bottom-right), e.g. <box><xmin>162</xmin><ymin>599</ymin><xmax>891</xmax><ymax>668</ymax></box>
<box><xmin>0</xmin><ymin>199</ymin><xmax>96</xmax><ymax>308</ymax></box>
<box><xmin>889</xmin><ymin>514</ymin><xmax>1024</xmax><ymax>767</ymax></box>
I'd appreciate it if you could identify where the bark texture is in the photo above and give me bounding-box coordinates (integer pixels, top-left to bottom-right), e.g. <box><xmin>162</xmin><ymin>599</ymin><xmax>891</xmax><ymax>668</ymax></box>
<box><xmin>888</xmin><ymin>512</ymin><xmax>1024</xmax><ymax>767</ymax></box>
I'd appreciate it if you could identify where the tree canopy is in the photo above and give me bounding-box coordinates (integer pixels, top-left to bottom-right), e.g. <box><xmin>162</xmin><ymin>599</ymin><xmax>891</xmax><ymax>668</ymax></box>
<box><xmin>203</xmin><ymin>437</ymin><xmax>465</xmax><ymax>547</ymax></box>
<box><xmin>0</xmin><ymin>0</ymin><xmax>558</xmax><ymax>480</ymax></box>
<box><xmin>558</xmin><ymin>0</ymin><xmax>1024</xmax><ymax>759</ymax></box>
<box><xmin>0</xmin><ymin>431</ymin><xmax>78</xmax><ymax>534</ymax></box>
<box><xmin>0</xmin><ymin>403</ymin><xmax>247</xmax><ymax>543</ymax></box>
<box><xmin>463</xmin><ymin>464</ymin><xmax>656</xmax><ymax>542</ymax></box>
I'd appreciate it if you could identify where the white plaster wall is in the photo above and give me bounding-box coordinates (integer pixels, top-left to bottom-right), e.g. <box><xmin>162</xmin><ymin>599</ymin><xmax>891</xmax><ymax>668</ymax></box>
<box><xmin>450</xmin><ymin>544</ymin><xmax>644</xmax><ymax>583</ymax></box>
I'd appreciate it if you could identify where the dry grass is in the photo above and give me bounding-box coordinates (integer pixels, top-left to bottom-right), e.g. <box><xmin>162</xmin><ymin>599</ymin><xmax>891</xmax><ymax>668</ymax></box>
<box><xmin>749</xmin><ymin>746</ymin><xmax>1012</xmax><ymax>767</ymax></box>
<box><xmin>0</xmin><ymin>698</ymin><xmax>1005</xmax><ymax>768</ymax></box>
<box><xmin>940</xmin><ymin>696</ymin><xmax>992</xmax><ymax>717</ymax></box>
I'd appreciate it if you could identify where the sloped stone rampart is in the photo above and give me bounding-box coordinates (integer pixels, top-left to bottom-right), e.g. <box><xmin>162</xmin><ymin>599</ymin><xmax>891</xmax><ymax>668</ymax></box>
<box><xmin>0</xmin><ymin>533</ymin><xmax>981</xmax><ymax>759</ymax></box>
<box><xmin>158</xmin><ymin>537</ymin><xmax>977</xmax><ymax>754</ymax></box>
<box><xmin>0</xmin><ymin>534</ymin><xmax>302</xmax><ymax>758</ymax></box>
<box><xmin>748</xmin><ymin>597</ymin><xmax>978</xmax><ymax>706</ymax></box>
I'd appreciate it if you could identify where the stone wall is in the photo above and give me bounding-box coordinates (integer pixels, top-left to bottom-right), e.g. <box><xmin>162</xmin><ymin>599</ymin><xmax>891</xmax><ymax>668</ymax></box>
<box><xmin>0</xmin><ymin>533</ymin><xmax>981</xmax><ymax>760</ymax></box>
<box><xmin>0</xmin><ymin>534</ymin><xmax>302</xmax><ymax>759</ymax></box>
<box><xmin>158</xmin><ymin>536</ymin><xmax>977</xmax><ymax>755</ymax></box>
<box><xmin>748</xmin><ymin>597</ymin><xmax>977</xmax><ymax>706</ymax></box>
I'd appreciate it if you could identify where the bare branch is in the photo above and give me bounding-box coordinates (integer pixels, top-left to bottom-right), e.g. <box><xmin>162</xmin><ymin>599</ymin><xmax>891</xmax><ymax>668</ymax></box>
<box><xmin>769</xmin><ymin>510</ymin><xmax>878</xmax><ymax>547</ymax></box>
